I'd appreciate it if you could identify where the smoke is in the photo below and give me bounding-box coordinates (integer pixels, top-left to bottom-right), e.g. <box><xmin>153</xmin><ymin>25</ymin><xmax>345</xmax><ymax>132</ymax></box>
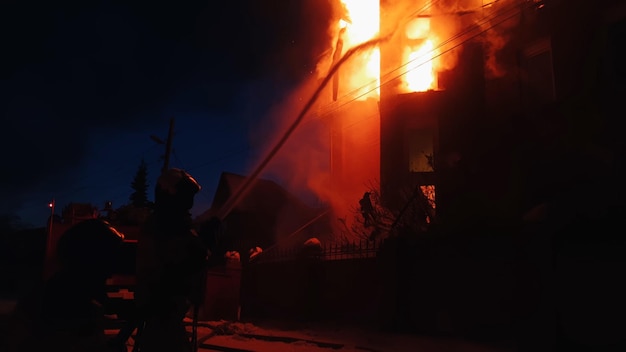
<box><xmin>247</xmin><ymin>77</ymin><xmax>329</xmax><ymax>204</ymax></box>
<box><xmin>314</xmin><ymin>0</ymin><xmax>348</xmax><ymax>79</ymax></box>
<box><xmin>229</xmin><ymin>0</ymin><xmax>439</xmax><ymax>233</ymax></box>
<box><xmin>483</xmin><ymin>27</ymin><xmax>511</xmax><ymax>78</ymax></box>
<box><xmin>231</xmin><ymin>0</ymin><xmax>523</xmax><ymax>239</ymax></box>
<box><xmin>218</xmin><ymin>34</ymin><xmax>393</xmax><ymax>221</ymax></box>
<box><xmin>379</xmin><ymin>0</ymin><xmax>521</xmax><ymax>81</ymax></box>
<box><xmin>478</xmin><ymin>0</ymin><xmax>522</xmax><ymax>78</ymax></box>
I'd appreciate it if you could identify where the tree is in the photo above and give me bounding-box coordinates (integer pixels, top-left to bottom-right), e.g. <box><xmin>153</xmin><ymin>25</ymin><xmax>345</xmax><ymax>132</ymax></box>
<box><xmin>350</xmin><ymin>180</ymin><xmax>436</xmax><ymax>241</ymax></box>
<box><xmin>130</xmin><ymin>159</ymin><xmax>150</xmax><ymax>208</ymax></box>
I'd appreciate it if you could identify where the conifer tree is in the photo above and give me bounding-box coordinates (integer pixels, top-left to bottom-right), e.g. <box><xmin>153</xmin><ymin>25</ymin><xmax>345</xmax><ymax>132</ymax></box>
<box><xmin>130</xmin><ymin>159</ymin><xmax>150</xmax><ymax>207</ymax></box>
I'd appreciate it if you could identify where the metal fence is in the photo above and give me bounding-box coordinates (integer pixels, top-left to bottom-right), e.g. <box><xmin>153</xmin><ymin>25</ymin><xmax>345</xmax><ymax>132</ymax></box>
<box><xmin>252</xmin><ymin>238</ymin><xmax>383</xmax><ymax>263</ymax></box>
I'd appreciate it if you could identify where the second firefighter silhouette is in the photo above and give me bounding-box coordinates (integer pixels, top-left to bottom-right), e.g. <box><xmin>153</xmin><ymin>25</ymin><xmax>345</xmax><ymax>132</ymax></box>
<box><xmin>359</xmin><ymin>192</ymin><xmax>375</xmax><ymax>228</ymax></box>
<box><xmin>134</xmin><ymin>168</ymin><xmax>210</xmax><ymax>352</ymax></box>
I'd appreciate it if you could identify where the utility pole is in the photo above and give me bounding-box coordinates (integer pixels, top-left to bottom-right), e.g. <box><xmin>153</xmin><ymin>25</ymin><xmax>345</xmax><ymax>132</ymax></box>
<box><xmin>150</xmin><ymin>117</ymin><xmax>175</xmax><ymax>173</ymax></box>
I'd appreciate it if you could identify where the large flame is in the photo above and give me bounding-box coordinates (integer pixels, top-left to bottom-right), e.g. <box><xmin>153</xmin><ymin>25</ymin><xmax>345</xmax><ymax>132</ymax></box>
<box><xmin>337</xmin><ymin>0</ymin><xmax>380</xmax><ymax>99</ymax></box>
<box><xmin>406</xmin><ymin>39</ymin><xmax>436</xmax><ymax>91</ymax></box>
<box><xmin>316</xmin><ymin>0</ymin><xmax>441</xmax><ymax>236</ymax></box>
<box><xmin>403</xmin><ymin>13</ymin><xmax>439</xmax><ymax>92</ymax></box>
<box><xmin>337</xmin><ymin>0</ymin><xmax>439</xmax><ymax>96</ymax></box>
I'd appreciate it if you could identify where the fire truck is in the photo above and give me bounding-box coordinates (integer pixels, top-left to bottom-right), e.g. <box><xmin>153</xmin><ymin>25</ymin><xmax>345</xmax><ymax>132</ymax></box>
<box><xmin>44</xmin><ymin>206</ymin><xmax>140</xmax><ymax>329</ymax></box>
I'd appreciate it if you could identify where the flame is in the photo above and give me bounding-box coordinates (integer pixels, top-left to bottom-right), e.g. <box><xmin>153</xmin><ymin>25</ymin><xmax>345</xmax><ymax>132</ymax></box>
<box><xmin>405</xmin><ymin>39</ymin><xmax>436</xmax><ymax>92</ymax></box>
<box><xmin>338</xmin><ymin>0</ymin><xmax>380</xmax><ymax>99</ymax></box>
<box><xmin>337</xmin><ymin>0</ymin><xmax>439</xmax><ymax>96</ymax></box>
<box><xmin>402</xmin><ymin>4</ymin><xmax>438</xmax><ymax>92</ymax></box>
<box><xmin>309</xmin><ymin>0</ymin><xmax>445</xmax><ymax>237</ymax></box>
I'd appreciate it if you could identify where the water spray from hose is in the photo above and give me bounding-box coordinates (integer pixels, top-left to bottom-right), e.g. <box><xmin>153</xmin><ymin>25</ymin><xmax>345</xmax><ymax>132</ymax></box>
<box><xmin>215</xmin><ymin>30</ymin><xmax>397</xmax><ymax>221</ymax></box>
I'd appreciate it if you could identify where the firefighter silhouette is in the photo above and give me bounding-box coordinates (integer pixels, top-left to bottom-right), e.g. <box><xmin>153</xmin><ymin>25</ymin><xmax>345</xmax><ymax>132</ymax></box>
<box><xmin>359</xmin><ymin>192</ymin><xmax>375</xmax><ymax>228</ymax></box>
<box><xmin>132</xmin><ymin>168</ymin><xmax>209</xmax><ymax>352</ymax></box>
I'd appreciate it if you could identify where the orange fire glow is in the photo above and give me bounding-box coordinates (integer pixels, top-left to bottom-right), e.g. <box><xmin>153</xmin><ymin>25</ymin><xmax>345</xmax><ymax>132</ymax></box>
<box><xmin>403</xmin><ymin>10</ymin><xmax>439</xmax><ymax>92</ymax></box>
<box><xmin>336</xmin><ymin>0</ymin><xmax>380</xmax><ymax>99</ymax></box>
<box><xmin>398</xmin><ymin>0</ymin><xmax>439</xmax><ymax>92</ymax></box>
<box><xmin>337</xmin><ymin>0</ymin><xmax>439</xmax><ymax>96</ymax></box>
<box><xmin>257</xmin><ymin>1</ymin><xmax>461</xmax><ymax>241</ymax></box>
<box><xmin>406</xmin><ymin>40</ymin><xmax>436</xmax><ymax>91</ymax></box>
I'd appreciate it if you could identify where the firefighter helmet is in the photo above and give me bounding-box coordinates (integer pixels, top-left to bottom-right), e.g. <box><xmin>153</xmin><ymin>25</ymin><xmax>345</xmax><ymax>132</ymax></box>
<box><xmin>155</xmin><ymin>168</ymin><xmax>201</xmax><ymax>212</ymax></box>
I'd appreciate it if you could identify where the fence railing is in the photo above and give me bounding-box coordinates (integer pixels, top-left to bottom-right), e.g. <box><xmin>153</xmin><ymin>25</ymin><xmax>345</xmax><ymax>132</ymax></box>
<box><xmin>252</xmin><ymin>238</ymin><xmax>384</xmax><ymax>264</ymax></box>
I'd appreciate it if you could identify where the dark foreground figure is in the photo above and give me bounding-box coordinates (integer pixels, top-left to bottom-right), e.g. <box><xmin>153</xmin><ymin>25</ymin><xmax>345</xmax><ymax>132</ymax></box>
<box><xmin>5</xmin><ymin>219</ymin><xmax>125</xmax><ymax>352</ymax></box>
<box><xmin>117</xmin><ymin>168</ymin><xmax>211</xmax><ymax>352</ymax></box>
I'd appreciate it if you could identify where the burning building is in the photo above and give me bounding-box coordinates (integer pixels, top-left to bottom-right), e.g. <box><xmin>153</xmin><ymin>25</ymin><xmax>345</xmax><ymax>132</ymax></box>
<box><xmin>235</xmin><ymin>0</ymin><xmax>626</xmax><ymax>342</ymax></box>
<box><xmin>310</xmin><ymin>0</ymin><xmax>488</xmax><ymax>232</ymax></box>
<box><xmin>249</xmin><ymin>0</ymin><xmax>625</xmax><ymax>240</ymax></box>
<box><xmin>300</xmin><ymin>0</ymin><xmax>625</xmax><ymax>234</ymax></box>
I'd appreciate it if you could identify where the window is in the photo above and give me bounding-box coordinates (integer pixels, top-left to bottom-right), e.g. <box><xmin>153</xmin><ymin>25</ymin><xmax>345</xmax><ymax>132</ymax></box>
<box><xmin>407</xmin><ymin>128</ymin><xmax>435</xmax><ymax>172</ymax></box>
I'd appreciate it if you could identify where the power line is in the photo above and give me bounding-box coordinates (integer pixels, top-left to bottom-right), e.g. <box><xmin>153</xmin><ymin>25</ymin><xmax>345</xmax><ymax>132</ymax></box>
<box><xmin>214</xmin><ymin>1</ymin><xmax>528</xmax><ymax>220</ymax></box>
<box><xmin>319</xmin><ymin>0</ymin><xmax>443</xmax><ymax>107</ymax></box>
<box><xmin>316</xmin><ymin>0</ymin><xmax>444</xmax><ymax>107</ymax></box>
<box><xmin>212</xmin><ymin>2</ymin><xmax>456</xmax><ymax>220</ymax></box>
<box><xmin>316</xmin><ymin>0</ymin><xmax>524</xmax><ymax>119</ymax></box>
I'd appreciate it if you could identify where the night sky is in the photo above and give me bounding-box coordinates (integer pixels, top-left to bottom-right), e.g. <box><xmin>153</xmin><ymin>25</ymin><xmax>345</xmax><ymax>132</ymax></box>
<box><xmin>1</xmin><ymin>0</ymin><xmax>339</xmax><ymax>227</ymax></box>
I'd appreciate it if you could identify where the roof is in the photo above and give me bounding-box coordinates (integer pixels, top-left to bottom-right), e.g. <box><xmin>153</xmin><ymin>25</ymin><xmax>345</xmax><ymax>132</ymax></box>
<box><xmin>195</xmin><ymin>172</ymin><xmax>333</xmax><ymax>250</ymax></box>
